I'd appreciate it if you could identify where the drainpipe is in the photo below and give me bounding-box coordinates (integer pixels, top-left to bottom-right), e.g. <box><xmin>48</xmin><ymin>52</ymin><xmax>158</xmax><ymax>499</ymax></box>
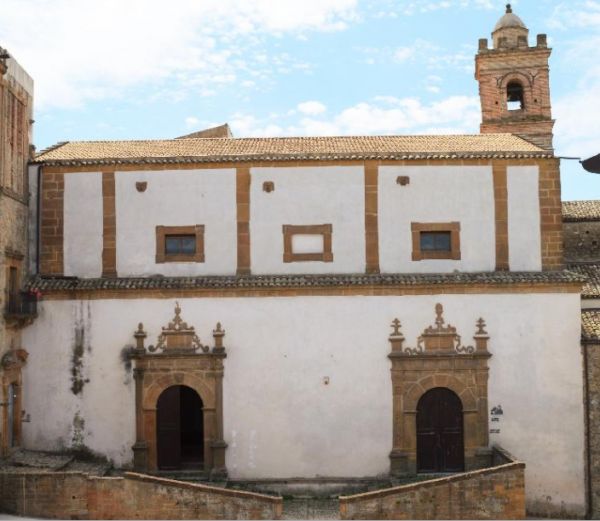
<box><xmin>583</xmin><ymin>340</ymin><xmax>593</xmax><ymax>519</ymax></box>
<box><xmin>35</xmin><ymin>165</ymin><xmax>42</xmax><ymax>274</ymax></box>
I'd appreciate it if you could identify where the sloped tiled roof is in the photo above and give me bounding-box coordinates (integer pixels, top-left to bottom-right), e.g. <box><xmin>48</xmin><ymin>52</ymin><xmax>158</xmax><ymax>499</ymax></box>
<box><xmin>562</xmin><ymin>200</ymin><xmax>600</xmax><ymax>222</ymax></box>
<box><xmin>34</xmin><ymin>134</ymin><xmax>551</xmax><ymax>166</ymax></box>
<box><xmin>26</xmin><ymin>270</ymin><xmax>585</xmax><ymax>293</ymax></box>
<box><xmin>582</xmin><ymin>309</ymin><xmax>600</xmax><ymax>342</ymax></box>
<box><xmin>567</xmin><ymin>264</ymin><xmax>600</xmax><ymax>299</ymax></box>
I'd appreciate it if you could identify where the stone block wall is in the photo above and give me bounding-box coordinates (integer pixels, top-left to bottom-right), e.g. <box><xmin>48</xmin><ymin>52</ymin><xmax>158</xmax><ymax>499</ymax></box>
<box><xmin>585</xmin><ymin>342</ymin><xmax>600</xmax><ymax>519</ymax></box>
<box><xmin>339</xmin><ymin>461</ymin><xmax>525</xmax><ymax>520</ymax></box>
<box><xmin>0</xmin><ymin>471</ymin><xmax>283</xmax><ymax>520</ymax></box>
<box><xmin>563</xmin><ymin>221</ymin><xmax>600</xmax><ymax>263</ymax></box>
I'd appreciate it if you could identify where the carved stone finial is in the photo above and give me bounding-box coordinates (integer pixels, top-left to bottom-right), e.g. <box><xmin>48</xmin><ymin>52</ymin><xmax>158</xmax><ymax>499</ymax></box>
<box><xmin>506</xmin><ymin>3</ymin><xmax>512</xmax><ymax>13</ymax></box>
<box><xmin>213</xmin><ymin>322</ymin><xmax>226</xmax><ymax>352</ymax></box>
<box><xmin>473</xmin><ymin>317</ymin><xmax>490</xmax><ymax>353</ymax></box>
<box><xmin>134</xmin><ymin>322</ymin><xmax>147</xmax><ymax>351</ymax></box>
<box><xmin>0</xmin><ymin>47</ymin><xmax>9</xmax><ymax>76</ymax></box>
<box><xmin>388</xmin><ymin>318</ymin><xmax>405</xmax><ymax>353</ymax></box>
<box><xmin>390</xmin><ymin>318</ymin><xmax>402</xmax><ymax>337</ymax></box>
<box><xmin>434</xmin><ymin>303</ymin><xmax>445</xmax><ymax>329</ymax></box>
<box><xmin>475</xmin><ymin>318</ymin><xmax>488</xmax><ymax>336</ymax></box>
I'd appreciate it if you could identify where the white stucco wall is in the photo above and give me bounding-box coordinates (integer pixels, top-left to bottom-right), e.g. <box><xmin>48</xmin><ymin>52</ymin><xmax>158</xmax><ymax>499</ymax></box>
<box><xmin>115</xmin><ymin>169</ymin><xmax>237</xmax><ymax>276</ymax></box>
<box><xmin>21</xmin><ymin>292</ymin><xmax>584</xmax><ymax>514</ymax></box>
<box><xmin>250</xmin><ymin>166</ymin><xmax>365</xmax><ymax>274</ymax></box>
<box><xmin>63</xmin><ymin>172</ymin><xmax>103</xmax><ymax>278</ymax></box>
<box><xmin>507</xmin><ymin>166</ymin><xmax>542</xmax><ymax>271</ymax></box>
<box><xmin>378</xmin><ymin>166</ymin><xmax>496</xmax><ymax>273</ymax></box>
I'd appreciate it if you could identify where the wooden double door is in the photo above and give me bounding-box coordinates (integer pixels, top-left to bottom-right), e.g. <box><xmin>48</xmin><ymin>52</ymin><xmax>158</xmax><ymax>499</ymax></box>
<box><xmin>416</xmin><ymin>387</ymin><xmax>464</xmax><ymax>473</ymax></box>
<box><xmin>156</xmin><ymin>385</ymin><xmax>204</xmax><ymax>470</ymax></box>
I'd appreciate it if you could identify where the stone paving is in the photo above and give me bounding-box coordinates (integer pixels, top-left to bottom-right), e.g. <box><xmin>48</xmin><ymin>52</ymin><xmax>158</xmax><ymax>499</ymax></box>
<box><xmin>0</xmin><ymin>449</ymin><xmax>110</xmax><ymax>476</ymax></box>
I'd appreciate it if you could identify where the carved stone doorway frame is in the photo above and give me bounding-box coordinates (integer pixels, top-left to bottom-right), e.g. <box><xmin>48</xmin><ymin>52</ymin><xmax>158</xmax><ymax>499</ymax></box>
<box><xmin>388</xmin><ymin>304</ymin><xmax>492</xmax><ymax>475</ymax></box>
<box><xmin>129</xmin><ymin>303</ymin><xmax>227</xmax><ymax>478</ymax></box>
<box><xmin>1</xmin><ymin>347</ymin><xmax>28</xmax><ymax>456</ymax></box>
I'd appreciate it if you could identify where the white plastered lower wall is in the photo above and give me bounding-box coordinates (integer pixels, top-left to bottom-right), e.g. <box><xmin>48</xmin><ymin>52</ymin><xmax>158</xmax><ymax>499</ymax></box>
<box><xmin>21</xmin><ymin>292</ymin><xmax>584</xmax><ymax>515</ymax></box>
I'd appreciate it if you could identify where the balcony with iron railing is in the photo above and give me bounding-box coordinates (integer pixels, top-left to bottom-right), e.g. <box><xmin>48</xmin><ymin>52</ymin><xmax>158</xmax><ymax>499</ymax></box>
<box><xmin>4</xmin><ymin>291</ymin><xmax>38</xmax><ymax>327</ymax></box>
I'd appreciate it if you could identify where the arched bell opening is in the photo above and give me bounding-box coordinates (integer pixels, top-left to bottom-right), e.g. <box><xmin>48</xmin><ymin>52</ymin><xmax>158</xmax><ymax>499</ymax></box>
<box><xmin>156</xmin><ymin>385</ymin><xmax>204</xmax><ymax>470</ymax></box>
<box><xmin>416</xmin><ymin>387</ymin><xmax>465</xmax><ymax>473</ymax></box>
<box><xmin>507</xmin><ymin>80</ymin><xmax>525</xmax><ymax>111</ymax></box>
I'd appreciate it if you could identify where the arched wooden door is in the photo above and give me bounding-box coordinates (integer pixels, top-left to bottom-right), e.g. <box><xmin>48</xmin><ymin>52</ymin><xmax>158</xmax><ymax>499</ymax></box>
<box><xmin>156</xmin><ymin>385</ymin><xmax>204</xmax><ymax>470</ymax></box>
<box><xmin>416</xmin><ymin>387</ymin><xmax>464</xmax><ymax>473</ymax></box>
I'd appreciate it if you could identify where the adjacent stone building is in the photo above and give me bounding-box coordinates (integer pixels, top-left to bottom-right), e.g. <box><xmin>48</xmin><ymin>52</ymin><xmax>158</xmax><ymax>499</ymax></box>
<box><xmin>0</xmin><ymin>47</ymin><xmax>34</xmax><ymax>458</ymax></box>
<box><xmin>563</xmin><ymin>200</ymin><xmax>600</xmax><ymax>518</ymax></box>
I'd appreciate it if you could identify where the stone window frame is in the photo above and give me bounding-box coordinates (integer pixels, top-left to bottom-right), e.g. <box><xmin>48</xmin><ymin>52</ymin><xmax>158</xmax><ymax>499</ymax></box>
<box><xmin>411</xmin><ymin>222</ymin><xmax>461</xmax><ymax>261</ymax></box>
<box><xmin>282</xmin><ymin>224</ymin><xmax>333</xmax><ymax>263</ymax></box>
<box><xmin>155</xmin><ymin>225</ymin><xmax>205</xmax><ymax>264</ymax></box>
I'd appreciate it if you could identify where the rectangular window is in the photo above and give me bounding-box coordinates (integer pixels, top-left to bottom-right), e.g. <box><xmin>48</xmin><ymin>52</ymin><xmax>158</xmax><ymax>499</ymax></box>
<box><xmin>165</xmin><ymin>235</ymin><xmax>196</xmax><ymax>255</ymax></box>
<box><xmin>283</xmin><ymin>224</ymin><xmax>333</xmax><ymax>262</ymax></box>
<box><xmin>7</xmin><ymin>267</ymin><xmax>18</xmax><ymax>313</ymax></box>
<box><xmin>156</xmin><ymin>225</ymin><xmax>205</xmax><ymax>263</ymax></box>
<box><xmin>420</xmin><ymin>231</ymin><xmax>452</xmax><ymax>252</ymax></box>
<box><xmin>411</xmin><ymin>222</ymin><xmax>461</xmax><ymax>261</ymax></box>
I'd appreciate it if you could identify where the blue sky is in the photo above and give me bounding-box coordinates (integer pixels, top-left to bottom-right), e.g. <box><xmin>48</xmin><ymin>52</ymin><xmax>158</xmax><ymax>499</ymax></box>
<box><xmin>2</xmin><ymin>0</ymin><xmax>600</xmax><ymax>200</ymax></box>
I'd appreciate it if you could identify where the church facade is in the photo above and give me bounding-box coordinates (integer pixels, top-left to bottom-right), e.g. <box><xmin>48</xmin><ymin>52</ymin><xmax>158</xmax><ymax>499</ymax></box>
<box><xmin>11</xmin><ymin>6</ymin><xmax>591</xmax><ymax>518</ymax></box>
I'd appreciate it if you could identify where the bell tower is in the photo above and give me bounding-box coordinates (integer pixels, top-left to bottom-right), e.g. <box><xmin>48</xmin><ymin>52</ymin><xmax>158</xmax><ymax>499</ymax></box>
<box><xmin>475</xmin><ymin>4</ymin><xmax>554</xmax><ymax>150</ymax></box>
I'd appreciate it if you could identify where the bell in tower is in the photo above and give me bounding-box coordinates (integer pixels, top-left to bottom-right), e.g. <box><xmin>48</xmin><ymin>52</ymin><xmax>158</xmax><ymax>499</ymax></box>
<box><xmin>475</xmin><ymin>4</ymin><xmax>554</xmax><ymax>150</ymax></box>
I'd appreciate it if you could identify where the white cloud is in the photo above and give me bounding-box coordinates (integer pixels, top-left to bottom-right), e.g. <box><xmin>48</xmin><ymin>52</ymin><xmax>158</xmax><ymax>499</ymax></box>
<box><xmin>185</xmin><ymin>117</ymin><xmax>200</xmax><ymax>128</ymax></box>
<box><xmin>543</xmin><ymin>2</ymin><xmax>600</xmax><ymax>159</ymax></box>
<box><xmin>297</xmin><ymin>101</ymin><xmax>327</xmax><ymax>115</ymax></box>
<box><xmin>366</xmin><ymin>0</ymin><xmax>494</xmax><ymax>17</ymax></box>
<box><xmin>229</xmin><ymin>95</ymin><xmax>480</xmax><ymax>137</ymax></box>
<box><xmin>0</xmin><ymin>0</ymin><xmax>357</xmax><ymax>109</ymax></box>
<box><xmin>547</xmin><ymin>1</ymin><xmax>600</xmax><ymax>30</ymax></box>
<box><xmin>358</xmin><ymin>40</ymin><xmax>472</xmax><ymax>73</ymax></box>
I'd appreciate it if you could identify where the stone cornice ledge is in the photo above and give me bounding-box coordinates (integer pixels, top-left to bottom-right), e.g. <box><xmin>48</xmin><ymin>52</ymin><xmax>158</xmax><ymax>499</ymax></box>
<box><xmin>26</xmin><ymin>270</ymin><xmax>584</xmax><ymax>300</ymax></box>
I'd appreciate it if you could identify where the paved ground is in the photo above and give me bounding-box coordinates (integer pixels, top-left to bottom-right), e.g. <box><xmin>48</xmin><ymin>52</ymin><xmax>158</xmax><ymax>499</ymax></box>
<box><xmin>0</xmin><ymin>448</ymin><xmax>111</xmax><ymax>475</ymax></box>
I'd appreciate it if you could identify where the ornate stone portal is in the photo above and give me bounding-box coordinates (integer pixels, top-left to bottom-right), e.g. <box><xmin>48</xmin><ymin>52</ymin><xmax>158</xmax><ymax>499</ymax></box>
<box><xmin>129</xmin><ymin>303</ymin><xmax>227</xmax><ymax>477</ymax></box>
<box><xmin>388</xmin><ymin>304</ymin><xmax>492</xmax><ymax>475</ymax></box>
<box><xmin>0</xmin><ymin>345</ymin><xmax>28</xmax><ymax>456</ymax></box>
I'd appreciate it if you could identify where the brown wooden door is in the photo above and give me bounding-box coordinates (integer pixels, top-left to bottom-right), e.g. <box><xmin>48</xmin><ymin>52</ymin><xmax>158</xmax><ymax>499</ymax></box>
<box><xmin>157</xmin><ymin>386</ymin><xmax>181</xmax><ymax>470</ymax></box>
<box><xmin>416</xmin><ymin>387</ymin><xmax>464</xmax><ymax>473</ymax></box>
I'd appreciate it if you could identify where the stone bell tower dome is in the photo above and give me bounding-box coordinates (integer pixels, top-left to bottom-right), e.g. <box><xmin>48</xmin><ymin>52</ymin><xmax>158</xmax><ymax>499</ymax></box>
<box><xmin>475</xmin><ymin>4</ymin><xmax>554</xmax><ymax>150</ymax></box>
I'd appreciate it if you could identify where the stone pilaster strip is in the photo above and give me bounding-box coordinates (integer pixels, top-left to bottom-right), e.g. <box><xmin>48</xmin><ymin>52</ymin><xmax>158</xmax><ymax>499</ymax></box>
<box><xmin>236</xmin><ymin>167</ymin><xmax>251</xmax><ymax>275</ymax></box>
<box><xmin>539</xmin><ymin>158</ymin><xmax>564</xmax><ymax>270</ymax></box>
<box><xmin>102</xmin><ymin>171</ymin><xmax>117</xmax><ymax>277</ymax></box>
<box><xmin>39</xmin><ymin>171</ymin><xmax>64</xmax><ymax>275</ymax></box>
<box><xmin>492</xmin><ymin>161</ymin><xmax>509</xmax><ymax>271</ymax></box>
<box><xmin>364</xmin><ymin>161</ymin><xmax>380</xmax><ymax>274</ymax></box>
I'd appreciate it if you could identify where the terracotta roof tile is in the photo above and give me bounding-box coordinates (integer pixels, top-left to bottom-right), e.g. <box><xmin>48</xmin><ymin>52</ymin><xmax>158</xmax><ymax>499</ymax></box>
<box><xmin>34</xmin><ymin>134</ymin><xmax>550</xmax><ymax>166</ymax></box>
<box><xmin>27</xmin><ymin>270</ymin><xmax>584</xmax><ymax>293</ymax></box>
<box><xmin>582</xmin><ymin>309</ymin><xmax>600</xmax><ymax>342</ymax></box>
<box><xmin>568</xmin><ymin>264</ymin><xmax>600</xmax><ymax>298</ymax></box>
<box><xmin>562</xmin><ymin>200</ymin><xmax>600</xmax><ymax>222</ymax></box>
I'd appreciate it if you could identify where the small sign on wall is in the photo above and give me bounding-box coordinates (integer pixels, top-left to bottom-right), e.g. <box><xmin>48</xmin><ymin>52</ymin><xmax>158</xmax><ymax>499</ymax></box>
<box><xmin>490</xmin><ymin>404</ymin><xmax>503</xmax><ymax>434</ymax></box>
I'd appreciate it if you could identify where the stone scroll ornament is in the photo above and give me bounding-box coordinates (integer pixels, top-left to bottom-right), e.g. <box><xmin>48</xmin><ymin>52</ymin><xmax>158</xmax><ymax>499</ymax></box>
<box><xmin>389</xmin><ymin>303</ymin><xmax>489</xmax><ymax>356</ymax></box>
<box><xmin>147</xmin><ymin>302</ymin><xmax>209</xmax><ymax>353</ymax></box>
